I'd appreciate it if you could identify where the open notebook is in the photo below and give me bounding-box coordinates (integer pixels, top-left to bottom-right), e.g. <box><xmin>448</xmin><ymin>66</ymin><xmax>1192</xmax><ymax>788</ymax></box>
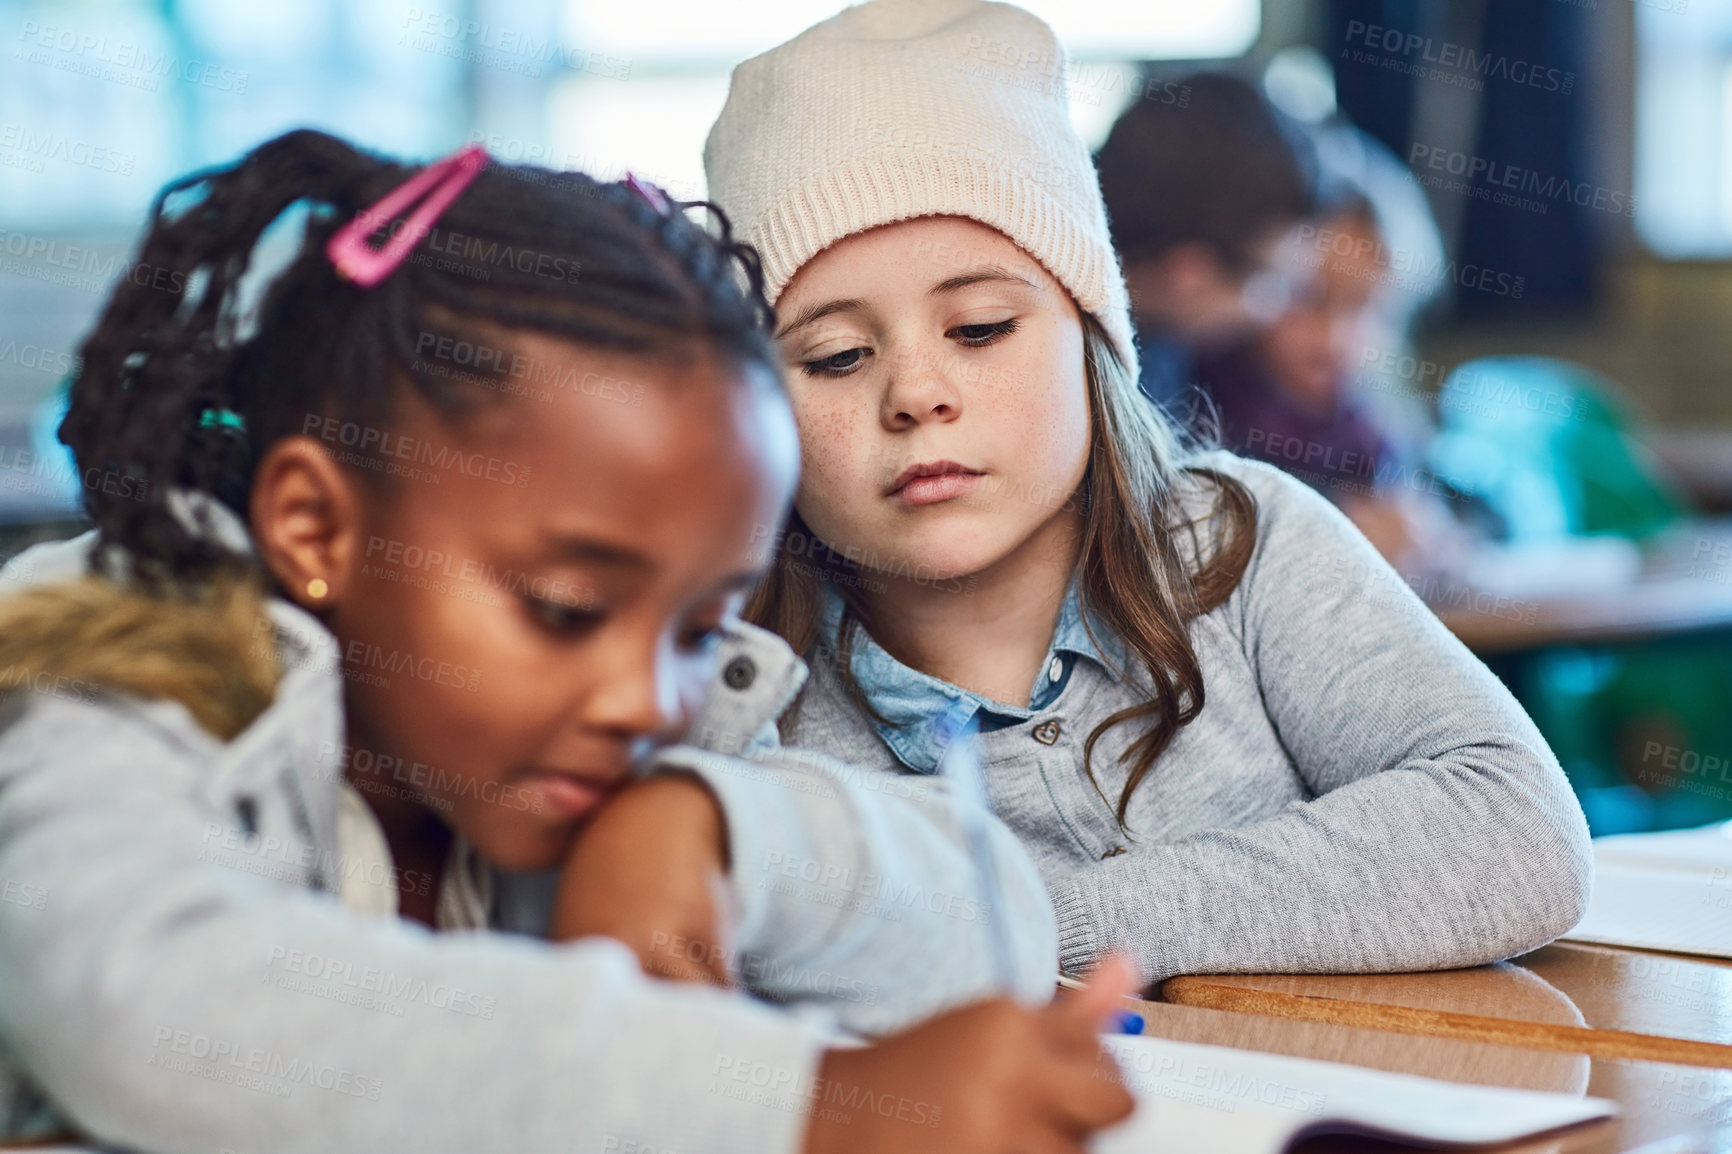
<box><xmin>11</xmin><ymin>1038</ymin><xmax>1615</xmax><ymax>1154</ymax></box>
<box><xmin>1562</xmin><ymin>820</ymin><xmax>1732</xmax><ymax>959</ymax></box>
<box><xmin>1093</xmin><ymin>1034</ymin><xmax>1615</xmax><ymax>1154</ymax></box>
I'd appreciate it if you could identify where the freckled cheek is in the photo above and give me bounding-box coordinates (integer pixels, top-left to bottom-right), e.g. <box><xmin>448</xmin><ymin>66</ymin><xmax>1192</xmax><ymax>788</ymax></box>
<box><xmin>1045</xmin><ymin>389</ymin><xmax>1092</xmax><ymax>452</ymax></box>
<box><xmin>790</xmin><ymin>401</ymin><xmax>881</xmax><ymax>508</ymax></box>
<box><xmin>986</xmin><ymin>366</ymin><xmax>1089</xmax><ymax>471</ymax></box>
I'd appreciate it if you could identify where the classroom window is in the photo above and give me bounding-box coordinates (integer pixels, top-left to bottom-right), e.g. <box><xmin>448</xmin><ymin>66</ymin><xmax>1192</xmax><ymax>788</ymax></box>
<box><xmin>549</xmin><ymin>0</ymin><xmax>1263</xmax><ymax>198</ymax></box>
<box><xmin>1634</xmin><ymin>0</ymin><xmax>1732</xmax><ymax>256</ymax></box>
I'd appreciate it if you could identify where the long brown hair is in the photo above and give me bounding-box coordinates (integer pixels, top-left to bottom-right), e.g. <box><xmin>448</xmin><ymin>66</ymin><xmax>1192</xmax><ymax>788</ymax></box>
<box><xmin>746</xmin><ymin>313</ymin><xmax>1257</xmax><ymax>828</ymax></box>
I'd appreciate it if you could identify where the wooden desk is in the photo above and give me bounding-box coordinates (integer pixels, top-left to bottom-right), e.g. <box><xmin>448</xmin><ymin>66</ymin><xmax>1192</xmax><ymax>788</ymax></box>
<box><xmin>1122</xmin><ymin>996</ymin><xmax>1729</xmax><ymax>1152</ymax></box>
<box><xmin>1520</xmin><ymin>943</ymin><xmax>1732</xmax><ymax>1051</ymax></box>
<box><xmin>1158</xmin><ymin>943</ymin><xmax>1732</xmax><ymax>1068</ymax></box>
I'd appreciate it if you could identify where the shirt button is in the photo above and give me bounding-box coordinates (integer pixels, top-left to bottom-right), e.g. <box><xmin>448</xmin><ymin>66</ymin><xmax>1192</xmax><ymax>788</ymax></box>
<box><xmin>1032</xmin><ymin>720</ymin><xmax>1061</xmax><ymax>745</ymax></box>
<box><xmin>1047</xmin><ymin>656</ymin><xmax>1063</xmax><ymax>683</ymax></box>
<box><xmin>722</xmin><ymin>656</ymin><xmax>756</xmax><ymax>691</ymax></box>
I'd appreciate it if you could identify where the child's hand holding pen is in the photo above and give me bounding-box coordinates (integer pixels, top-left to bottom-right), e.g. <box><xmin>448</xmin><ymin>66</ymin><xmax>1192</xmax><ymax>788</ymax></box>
<box><xmin>804</xmin><ymin>955</ymin><xmax>1140</xmax><ymax>1154</ymax></box>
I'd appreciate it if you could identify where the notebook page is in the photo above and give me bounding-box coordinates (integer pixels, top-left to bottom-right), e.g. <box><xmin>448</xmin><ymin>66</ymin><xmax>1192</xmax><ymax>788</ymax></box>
<box><xmin>1091</xmin><ymin>1034</ymin><xmax>1615</xmax><ymax>1154</ymax></box>
<box><xmin>1564</xmin><ymin>821</ymin><xmax>1732</xmax><ymax>958</ymax></box>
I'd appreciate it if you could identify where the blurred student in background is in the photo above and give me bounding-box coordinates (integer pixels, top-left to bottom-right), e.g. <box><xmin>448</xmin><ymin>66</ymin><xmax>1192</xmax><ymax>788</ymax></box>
<box><xmin>1099</xmin><ymin>69</ymin><xmax>1463</xmax><ymax>574</ymax></box>
<box><xmin>1200</xmin><ymin>185</ymin><xmax>1461</xmax><ymax>573</ymax></box>
<box><xmin>1093</xmin><ymin>73</ymin><xmax>1316</xmax><ymax>412</ymax></box>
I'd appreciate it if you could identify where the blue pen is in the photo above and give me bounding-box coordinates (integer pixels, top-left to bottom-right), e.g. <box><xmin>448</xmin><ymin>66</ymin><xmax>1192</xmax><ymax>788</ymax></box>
<box><xmin>934</xmin><ymin>699</ymin><xmax>1014</xmax><ymax>990</ymax></box>
<box><xmin>1058</xmin><ymin>957</ymin><xmax>1145</xmax><ymax>1034</ymax></box>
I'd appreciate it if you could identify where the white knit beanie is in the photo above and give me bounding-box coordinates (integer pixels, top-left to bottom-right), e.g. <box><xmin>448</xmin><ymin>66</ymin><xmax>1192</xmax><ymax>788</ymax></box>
<box><xmin>703</xmin><ymin>0</ymin><xmax>1138</xmax><ymax>377</ymax></box>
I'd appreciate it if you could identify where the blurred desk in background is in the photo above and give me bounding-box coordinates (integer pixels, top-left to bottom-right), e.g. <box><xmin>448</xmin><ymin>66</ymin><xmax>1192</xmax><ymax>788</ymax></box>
<box><xmin>1440</xmin><ymin>571</ymin><xmax>1732</xmax><ymax>654</ymax></box>
<box><xmin>1439</xmin><ymin>521</ymin><xmax>1732</xmax><ymax>655</ymax></box>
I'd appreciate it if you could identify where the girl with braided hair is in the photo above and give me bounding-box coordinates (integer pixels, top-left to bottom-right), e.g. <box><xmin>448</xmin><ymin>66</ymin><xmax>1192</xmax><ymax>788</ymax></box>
<box><xmin>0</xmin><ymin>129</ymin><xmax>1136</xmax><ymax>1154</ymax></box>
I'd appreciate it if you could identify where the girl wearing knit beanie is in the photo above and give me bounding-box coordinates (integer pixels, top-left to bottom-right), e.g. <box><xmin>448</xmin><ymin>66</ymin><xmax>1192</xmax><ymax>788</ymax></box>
<box><xmin>709</xmin><ymin>0</ymin><xmax>1592</xmax><ymax>984</ymax></box>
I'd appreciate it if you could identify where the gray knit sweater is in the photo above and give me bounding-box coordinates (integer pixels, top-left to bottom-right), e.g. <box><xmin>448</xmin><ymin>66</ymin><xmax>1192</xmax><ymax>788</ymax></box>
<box><xmin>785</xmin><ymin>452</ymin><xmax>1594</xmax><ymax>981</ymax></box>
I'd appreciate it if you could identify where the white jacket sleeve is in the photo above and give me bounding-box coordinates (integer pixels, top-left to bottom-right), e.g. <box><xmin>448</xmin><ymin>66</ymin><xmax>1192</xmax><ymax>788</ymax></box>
<box><xmin>663</xmin><ymin>743</ymin><xmax>1059</xmax><ymax>1035</ymax></box>
<box><xmin>0</xmin><ymin>694</ymin><xmax>827</xmax><ymax>1154</ymax></box>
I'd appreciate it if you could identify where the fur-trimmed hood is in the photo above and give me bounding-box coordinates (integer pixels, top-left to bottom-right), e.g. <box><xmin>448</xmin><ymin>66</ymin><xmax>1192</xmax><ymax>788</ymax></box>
<box><xmin>0</xmin><ymin>569</ymin><xmax>280</xmax><ymax>742</ymax></box>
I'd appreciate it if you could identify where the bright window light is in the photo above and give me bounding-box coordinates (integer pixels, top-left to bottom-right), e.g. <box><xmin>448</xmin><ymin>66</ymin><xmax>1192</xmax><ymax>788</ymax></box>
<box><xmin>1635</xmin><ymin>1</ymin><xmax>1732</xmax><ymax>256</ymax></box>
<box><xmin>548</xmin><ymin>1</ymin><xmax>1258</xmax><ymax>199</ymax></box>
<box><xmin>560</xmin><ymin>0</ymin><xmax>1258</xmax><ymax>65</ymax></box>
<box><xmin>548</xmin><ymin>74</ymin><xmax>730</xmax><ymax>201</ymax></box>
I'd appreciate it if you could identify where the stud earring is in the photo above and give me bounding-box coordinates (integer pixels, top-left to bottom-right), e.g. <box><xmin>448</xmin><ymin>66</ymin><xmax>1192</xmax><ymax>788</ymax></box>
<box><xmin>306</xmin><ymin>578</ymin><xmax>329</xmax><ymax>600</ymax></box>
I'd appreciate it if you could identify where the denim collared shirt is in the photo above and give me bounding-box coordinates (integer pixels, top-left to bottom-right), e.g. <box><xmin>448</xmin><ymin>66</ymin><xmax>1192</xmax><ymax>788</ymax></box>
<box><xmin>818</xmin><ymin>584</ymin><xmax>1126</xmax><ymax>774</ymax></box>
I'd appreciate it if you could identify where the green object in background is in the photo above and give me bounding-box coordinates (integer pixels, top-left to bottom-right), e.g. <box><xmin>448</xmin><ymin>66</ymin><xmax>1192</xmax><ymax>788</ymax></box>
<box><xmin>197</xmin><ymin>407</ymin><xmax>247</xmax><ymax>432</ymax></box>
<box><xmin>1429</xmin><ymin>357</ymin><xmax>1732</xmax><ymax>835</ymax></box>
<box><xmin>1430</xmin><ymin>356</ymin><xmax>1690</xmax><ymax>542</ymax></box>
<box><xmin>1561</xmin><ymin>384</ymin><xmax>1691</xmax><ymax>540</ymax></box>
<box><xmin>1520</xmin><ymin>639</ymin><xmax>1732</xmax><ymax>835</ymax></box>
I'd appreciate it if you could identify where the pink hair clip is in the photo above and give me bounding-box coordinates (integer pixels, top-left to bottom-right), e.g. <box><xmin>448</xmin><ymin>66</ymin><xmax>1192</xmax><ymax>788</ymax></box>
<box><xmin>326</xmin><ymin>144</ymin><xmax>488</xmax><ymax>288</ymax></box>
<box><xmin>625</xmin><ymin>171</ymin><xmax>672</xmax><ymax>217</ymax></box>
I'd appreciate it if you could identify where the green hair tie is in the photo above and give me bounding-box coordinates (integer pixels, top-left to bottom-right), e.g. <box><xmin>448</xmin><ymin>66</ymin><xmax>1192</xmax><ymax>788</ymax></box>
<box><xmin>198</xmin><ymin>408</ymin><xmax>246</xmax><ymax>432</ymax></box>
